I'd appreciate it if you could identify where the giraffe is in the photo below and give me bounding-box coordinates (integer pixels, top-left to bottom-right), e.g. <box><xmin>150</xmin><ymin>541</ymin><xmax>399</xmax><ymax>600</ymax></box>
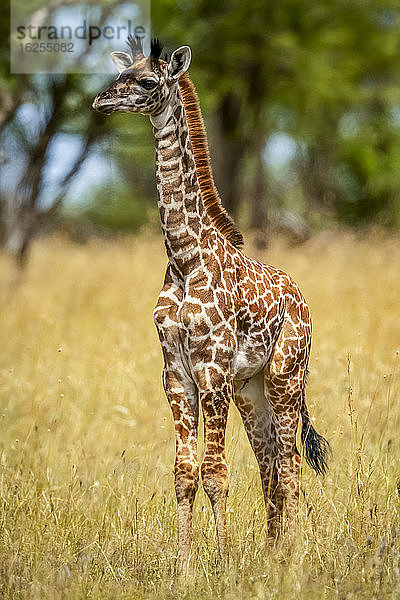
<box><xmin>93</xmin><ymin>36</ymin><xmax>330</xmax><ymax>573</ymax></box>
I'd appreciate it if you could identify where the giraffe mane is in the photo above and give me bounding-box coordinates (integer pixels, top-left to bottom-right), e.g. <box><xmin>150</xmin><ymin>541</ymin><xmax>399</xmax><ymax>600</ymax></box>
<box><xmin>178</xmin><ymin>73</ymin><xmax>244</xmax><ymax>249</ymax></box>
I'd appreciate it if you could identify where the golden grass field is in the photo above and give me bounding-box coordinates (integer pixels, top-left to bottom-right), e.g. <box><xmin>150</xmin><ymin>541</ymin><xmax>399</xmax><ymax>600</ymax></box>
<box><xmin>0</xmin><ymin>230</ymin><xmax>399</xmax><ymax>599</ymax></box>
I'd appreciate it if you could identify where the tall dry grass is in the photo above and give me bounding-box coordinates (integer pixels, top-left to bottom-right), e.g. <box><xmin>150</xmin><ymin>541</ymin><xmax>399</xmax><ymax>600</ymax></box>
<box><xmin>0</xmin><ymin>231</ymin><xmax>399</xmax><ymax>599</ymax></box>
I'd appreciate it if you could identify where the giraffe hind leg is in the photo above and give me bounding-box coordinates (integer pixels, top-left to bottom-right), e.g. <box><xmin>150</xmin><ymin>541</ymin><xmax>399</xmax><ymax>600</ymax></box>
<box><xmin>264</xmin><ymin>363</ymin><xmax>305</xmax><ymax>535</ymax></box>
<box><xmin>265</xmin><ymin>358</ymin><xmax>331</xmax><ymax>533</ymax></box>
<box><xmin>234</xmin><ymin>373</ymin><xmax>282</xmax><ymax>538</ymax></box>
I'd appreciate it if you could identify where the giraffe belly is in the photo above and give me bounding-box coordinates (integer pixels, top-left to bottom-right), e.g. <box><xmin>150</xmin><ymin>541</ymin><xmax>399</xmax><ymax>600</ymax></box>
<box><xmin>231</xmin><ymin>341</ymin><xmax>269</xmax><ymax>380</ymax></box>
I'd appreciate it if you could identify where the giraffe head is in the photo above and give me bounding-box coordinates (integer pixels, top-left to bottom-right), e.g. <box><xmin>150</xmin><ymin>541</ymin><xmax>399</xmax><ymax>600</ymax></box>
<box><xmin>92</xmin><ymin>37</ymin><xmax>191</xmax><ymax>116</ymax></box>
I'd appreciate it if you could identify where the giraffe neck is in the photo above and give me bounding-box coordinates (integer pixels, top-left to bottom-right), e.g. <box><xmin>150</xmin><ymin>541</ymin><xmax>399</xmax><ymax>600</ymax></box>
<box><xmin>152</xmin><ymin>85</ymin><xmax>212</xmax><ymax>277</ymax></box>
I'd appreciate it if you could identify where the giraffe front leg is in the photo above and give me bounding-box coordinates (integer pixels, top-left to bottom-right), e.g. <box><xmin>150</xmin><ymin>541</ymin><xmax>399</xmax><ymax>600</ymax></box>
<box><xmin>197</xmin><ymin>370</ymin><xmax>232</xmax><ymax>570</ymax></box>
<box><xmin>163</xmin><ymin>368</ymin><xmax>199</xmax><ymax>575</ymax></box>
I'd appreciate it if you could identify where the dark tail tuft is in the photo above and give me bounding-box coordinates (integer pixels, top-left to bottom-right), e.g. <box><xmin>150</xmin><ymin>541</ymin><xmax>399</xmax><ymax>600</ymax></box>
<box><xmin>301</xmin><ymin>399</ymin><xmax>331</xmax><ymax>476</ymax></box>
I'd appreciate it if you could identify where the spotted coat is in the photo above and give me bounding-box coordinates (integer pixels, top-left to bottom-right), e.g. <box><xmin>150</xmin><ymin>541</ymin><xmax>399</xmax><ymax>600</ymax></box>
<box><xmin>93</xmin><ymin>39</ymin><xmax>328</xmax><ymax>575</ymax></box>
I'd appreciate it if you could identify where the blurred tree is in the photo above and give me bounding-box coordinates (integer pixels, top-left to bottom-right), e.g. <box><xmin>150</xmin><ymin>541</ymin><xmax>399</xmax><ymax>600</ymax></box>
<box><xmin>0</xmin><ymin>2</ymin><xmax>117</xmax><ymax>265</ymax></box>
<box><xmin>2</xmin><ymin>0</ymin><xmax>400</xmax><ymax>266</ymax></box>
<box><xmin>286</xmin><ymin>0</ymin><xmax>400</xmax><ymax>226</ymax></box>
<box><xmin>152</xmin><ymin>0</ymin><xmax>276</xmax><ymax>236</ymax></box>
<box><xmin>152</xmin><ymin>0</ymin><xmax>400</xmax><ymax>232</ymax></box>
<box><xmin>0</xmin><ymin>73</ymin><xmax>110</xmax><ymax>266</ymax></box>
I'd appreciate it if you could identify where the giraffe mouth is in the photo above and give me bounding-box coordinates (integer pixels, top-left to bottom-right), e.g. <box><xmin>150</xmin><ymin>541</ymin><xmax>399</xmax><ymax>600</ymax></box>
<box><xmin>98</xmin><ymin>104</ymin><xmax>115</xmax><ymax>114</ymax></box>
<box><xmin>92</xmin><ymin>97</ymin><xmax>116</xmax><ymax>114</ymax></box>
<box><xmin>92</xmin><ymin>97</ymin><xmax>139</xmax><ymax>114</ymax></box>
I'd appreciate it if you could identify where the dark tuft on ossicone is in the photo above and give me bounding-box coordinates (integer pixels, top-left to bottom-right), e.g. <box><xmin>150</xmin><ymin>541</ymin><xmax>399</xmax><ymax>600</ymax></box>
<box><xmin>127</xmin><ymin>35</ymin><xmax>144</xmax><ymax>58</ymax></box>
<box><xmin>150</xmin><ymin>38</ymin><xmax>164</xmax><ymax>60</ymax></box>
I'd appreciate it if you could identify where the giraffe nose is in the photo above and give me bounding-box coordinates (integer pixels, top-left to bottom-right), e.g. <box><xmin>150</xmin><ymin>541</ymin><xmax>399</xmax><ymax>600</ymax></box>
<box><xmin>93</xmin><ymin>90</ymin><xmax>106</xmax><ymax>106</ymax></box>
<box><xmin>92</xmin><ymin>90</ymin><xmax>114</xmax><ymax>113</ymax></box>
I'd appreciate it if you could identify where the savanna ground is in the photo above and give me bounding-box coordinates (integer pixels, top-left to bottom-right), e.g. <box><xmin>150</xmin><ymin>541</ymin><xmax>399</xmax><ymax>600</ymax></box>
<box><xmin>0</xmin><ymin>230</ymin><xmax>399</xmax><ymax>599</ymax></box>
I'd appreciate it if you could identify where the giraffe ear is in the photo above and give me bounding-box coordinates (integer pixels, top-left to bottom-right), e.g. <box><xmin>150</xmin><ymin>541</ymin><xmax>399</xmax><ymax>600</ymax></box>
<box><xmin>110</xmin><ymin>51</ymin><xmax>133</xmax><ymax>73</ymax></box>
<box><xmin>167</xmin><ymin>46</ymin><xmax>192</xmax><ymax>82</ymax></box>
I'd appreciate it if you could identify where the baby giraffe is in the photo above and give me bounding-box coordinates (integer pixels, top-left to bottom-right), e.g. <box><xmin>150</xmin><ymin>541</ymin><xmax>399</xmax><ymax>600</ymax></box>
<box><xmin>93</xmin><ymin>36</ymin><xmax>329</xmax><ymax>574</ymax></box>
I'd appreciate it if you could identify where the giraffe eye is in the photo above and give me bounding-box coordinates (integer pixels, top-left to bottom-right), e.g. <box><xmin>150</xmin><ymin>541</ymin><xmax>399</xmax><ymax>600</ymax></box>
<box><xmin>139</xmin><ymin>79</ymin><xmax>157</xmax><ymax>90</ymax></box>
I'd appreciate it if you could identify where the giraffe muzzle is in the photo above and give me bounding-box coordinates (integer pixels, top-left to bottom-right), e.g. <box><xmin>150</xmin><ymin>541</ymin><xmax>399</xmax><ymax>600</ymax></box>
<box><xmin>92</xmin><ymin>91</ymin><xmax>116</xmax><ymax>114</ymax></box>
<box><xmin>93</xmin><ymin>102</ymin><xmax>115</xmax><ymax>114</ymax></box>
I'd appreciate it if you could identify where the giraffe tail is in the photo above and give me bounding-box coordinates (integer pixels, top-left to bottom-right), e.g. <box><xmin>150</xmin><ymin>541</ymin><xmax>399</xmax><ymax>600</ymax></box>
<box><xmin>300</xmin><ymin>398</ymin><xmax>331</xmax><ymax>476</ymax></box>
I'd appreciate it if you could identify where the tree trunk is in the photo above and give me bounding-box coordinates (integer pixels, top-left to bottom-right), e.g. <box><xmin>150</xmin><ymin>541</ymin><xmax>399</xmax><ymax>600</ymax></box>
<box><xmin>4</xmin><ymin>203</ymin><xmax>37</xmax><ymax>268</ymax></box>
<box><xmin>250</xmin><ymin>142</ymin><xmax>269</xmax><ymax>249</ymax></box>
<box><xmin>208</xmin><ymin>93</ymin><xmax>245</xmax><ymax>218</ymax></box>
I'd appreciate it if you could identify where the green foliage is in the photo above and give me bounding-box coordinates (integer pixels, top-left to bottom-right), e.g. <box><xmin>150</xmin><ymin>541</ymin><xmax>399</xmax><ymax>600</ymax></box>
<box><xmin>2</xmin><ymin>0</ymin><xmax>400</xmax><ymax>238</ymax></box>
<box><xmin>78</xmin><ymin>112</ymin><xmax>157</xmax><ymax>233</ymax></box>
<box><xmin>151</xmin><ymin>0</ymin><xmax>400</xmax><ymax>228</ymax></box>
<box><xmin>79</xmin><ymin>184</ymin><xmax>154</xmax><ymax>233</ymax></box>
